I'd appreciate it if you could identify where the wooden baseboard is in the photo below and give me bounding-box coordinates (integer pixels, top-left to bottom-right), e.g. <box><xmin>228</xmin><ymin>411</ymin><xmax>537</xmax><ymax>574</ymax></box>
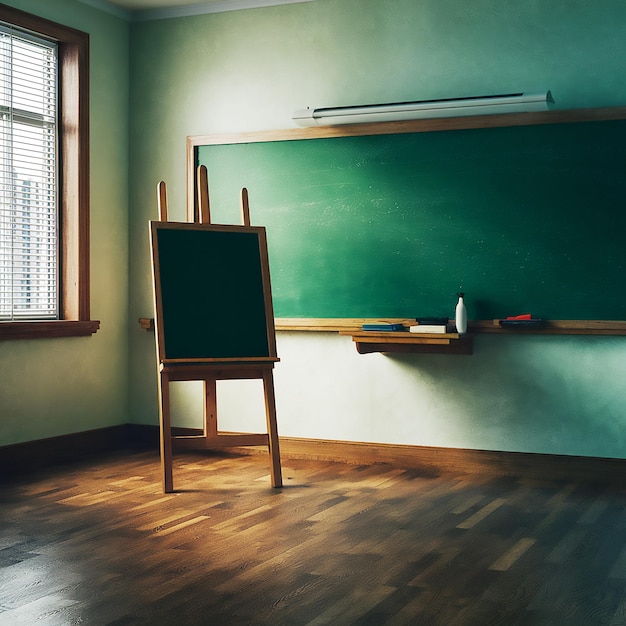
<box><xmin>2</xmin><ymin>424</ymin><xmax>624</xmax><ymax>486</ymax></box>
<box><xmin>0</xmin><ymin>425</ymin><xmax>134</xmax><ymax>480</ymax></box>
<box><xmin>272</xmin><ymin>437</ymin><xmax>626</xmax><ymax>486</ymax></box>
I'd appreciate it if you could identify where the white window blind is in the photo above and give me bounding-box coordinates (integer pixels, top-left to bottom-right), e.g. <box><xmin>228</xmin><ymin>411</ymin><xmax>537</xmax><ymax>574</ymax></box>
<box><xmin>0</xmin><ymin>25</ymin><xmax>58</xmax><ymax>321</ymax></box>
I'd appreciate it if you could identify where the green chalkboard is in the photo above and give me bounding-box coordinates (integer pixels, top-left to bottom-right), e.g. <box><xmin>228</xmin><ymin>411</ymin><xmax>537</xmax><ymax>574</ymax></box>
<box><xmin>196</xmin><ymin>119</ymin><xmax>626</xmax><ymax>321</ymax></box>
<box><xmin>150</xmin><ymin>222</ymin><xmax>276</xmax><ymax>361</ymax></box>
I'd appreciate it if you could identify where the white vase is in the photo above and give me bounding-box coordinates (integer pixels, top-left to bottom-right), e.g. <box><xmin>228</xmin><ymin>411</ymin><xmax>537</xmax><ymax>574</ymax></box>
<box><xmin>455</xmin><ymin>293</ymin><xmax>467</xmax><ymax>334</ymax></box>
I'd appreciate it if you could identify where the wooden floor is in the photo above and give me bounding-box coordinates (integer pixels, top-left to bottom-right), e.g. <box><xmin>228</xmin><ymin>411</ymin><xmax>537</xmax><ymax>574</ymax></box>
<box><xmin>1</xmin><ymin>450</ymin><xmax>625</xmax><ymax>625</ymax></box>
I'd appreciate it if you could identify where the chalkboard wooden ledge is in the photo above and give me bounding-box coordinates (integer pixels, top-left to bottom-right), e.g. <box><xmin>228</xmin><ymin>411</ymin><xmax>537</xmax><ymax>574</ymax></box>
<box><xmin>471</xmin><ymin>319</ymin><xmax>626</xmax><ymax>336</ymax></box>
<box><xmin>274</xmin><ymin>318</ymin><xmax>626</xmax><ymax>335</ymax></box>
<box><xmin>274</xmin><ymin>318</ymin><xmax>416</xmax><ymax>332</ymax></box>
<box><xmin>139</xmin><ymin>318</ymin><xmax>626</xmax><ymax>335</ymax></box>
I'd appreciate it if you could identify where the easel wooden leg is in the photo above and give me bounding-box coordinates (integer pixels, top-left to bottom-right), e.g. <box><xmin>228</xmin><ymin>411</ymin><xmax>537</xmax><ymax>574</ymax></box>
<box><xmin>203</xmin><ymin>377</ymin><xmax>218</xmax><ymax>439</ymax></box>
<box><xmin>159</xmin><ymin>371</ymin><xmax>174</xmax><ymax>493</ymax></box>
<box><xmin>263</xmin><ymin>369</ymin><xmax>282</xmax><ymax>488</ymax></box>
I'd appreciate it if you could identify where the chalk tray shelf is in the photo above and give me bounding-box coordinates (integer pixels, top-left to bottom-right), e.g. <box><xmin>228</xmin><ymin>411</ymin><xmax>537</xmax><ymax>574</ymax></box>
<box><xmin>274</xmin><ymin>318</ymin><xmax>626</xmax><ymax>336</ymax></box>
<box><xmin>339</xmin><ymin>331</ymin><xmax>473</xmax><ymax>355</ymax></box>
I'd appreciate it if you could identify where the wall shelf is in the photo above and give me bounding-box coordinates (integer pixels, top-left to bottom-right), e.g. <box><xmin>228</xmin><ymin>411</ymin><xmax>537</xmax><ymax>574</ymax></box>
<box><xmin>340</xmin><ymin>331</ymin><xmax>473</xmax><ymax>355</ymax></box>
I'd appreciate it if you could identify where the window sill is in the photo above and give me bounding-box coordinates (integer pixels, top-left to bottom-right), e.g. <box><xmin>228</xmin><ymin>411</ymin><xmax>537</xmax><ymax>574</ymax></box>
<box><xmin>0</xmin><ymin>320</ymin><xmax>100</xmax><ymax>340</ymax></box>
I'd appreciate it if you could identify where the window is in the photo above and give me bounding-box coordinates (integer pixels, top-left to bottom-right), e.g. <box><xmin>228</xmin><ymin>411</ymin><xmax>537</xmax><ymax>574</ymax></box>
<box><xmin>0</xmin><ymin>5</ymin><xmax>98</xmax><ymax>339</ymax></box>
<box><xmin>0</xmin><ymin>27</ymin><xmax>58</xmax><ymax>320</ymax></box>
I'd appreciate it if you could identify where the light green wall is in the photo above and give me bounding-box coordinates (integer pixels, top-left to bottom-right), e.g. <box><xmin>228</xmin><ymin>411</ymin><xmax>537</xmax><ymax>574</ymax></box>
<box><xmin>128</xmin><ymin>0</ymin><xmax>626</xmax><ymax>459</ymax></box>
<box><xmin>0</xmin><ymin>0</ymin><xmax>130</xmax><ymax>446</ymax></box>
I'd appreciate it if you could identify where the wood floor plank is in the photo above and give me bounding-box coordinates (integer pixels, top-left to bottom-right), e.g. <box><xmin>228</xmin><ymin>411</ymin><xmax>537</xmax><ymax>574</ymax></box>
<box><xmin>609</xmin><ymin>546</ymin><xmax>626</xmax><ymax>580</ymax></box>
<box><xmin>456</xmin><ymin>496</ymin><xmax>507</xmax><ymax>529</ymax></box>
<box><xmin>154</xmin><ymin>515</ymin><xmax>211</xmax><ymax>536</ymax></box>
<box><xmin>547</xmin><ymin>528</ymin><xmax>587</xmax><ymax>565</ymax></box>
<box><xmin>489</xmin><ymin>537</ymin><xmax>537</xmax><ymax>571</ymax></box>
<box><xmin>305</xmin><ymin>583</ymin><xmax>397</xmax><ymax>626</ymax></box>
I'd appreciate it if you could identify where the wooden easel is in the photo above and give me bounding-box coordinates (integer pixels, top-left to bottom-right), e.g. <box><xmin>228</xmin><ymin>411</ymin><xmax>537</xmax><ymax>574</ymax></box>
<box><xmin>151</xmin><ymin>167</ymin><xmax>282</xmax><ymax>493</ymax></box>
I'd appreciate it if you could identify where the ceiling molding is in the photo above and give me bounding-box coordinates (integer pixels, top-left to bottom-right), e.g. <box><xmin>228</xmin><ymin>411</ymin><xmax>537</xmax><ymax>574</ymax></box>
<box><xmin>78</xmin><ymin>0</ymin><xmax>132</xmax><ymax>20</ymax></box>
<box><xmin>78</xmin><ymin>0</ymin><xmax>316</xmax><ymax>21</ymax></box>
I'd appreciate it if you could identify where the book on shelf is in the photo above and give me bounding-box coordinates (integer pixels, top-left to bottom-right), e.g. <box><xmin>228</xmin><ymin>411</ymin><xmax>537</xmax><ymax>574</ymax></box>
<box><xmin>415</xmin><ymin>317</ymin><xmax>449</xmax><ymax>325</ymax></box>
<box><xmin>498</xmin><ymin>316</ymin><xmax>545</xmax><ymax>328</ymax></box>
<box><xmin>361</xmin><ymin>322</ymin><xmax>406</xmax><ymax>332</ymax></box>
<box><xmin>409</xmin><ymin>324</ymin><xmax>448</xmax><ymax>334</ymax></box>
<box><xmin>409</xmin><ymin>316</ymin><xmax>449</xmax><ymax>334</ymax></box>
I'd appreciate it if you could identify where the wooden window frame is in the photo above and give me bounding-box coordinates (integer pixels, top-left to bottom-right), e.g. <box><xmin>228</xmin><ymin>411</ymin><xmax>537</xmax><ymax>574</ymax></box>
<box><xmin>0</xmin><ymin>3</ymin><xmax>99</xmax><ymax>340</ymax></box>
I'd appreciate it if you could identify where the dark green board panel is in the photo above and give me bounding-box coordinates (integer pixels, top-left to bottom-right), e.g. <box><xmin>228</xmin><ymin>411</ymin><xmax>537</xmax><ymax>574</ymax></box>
<box><xmin>154</xmin><ymin>225</ymin><xmax>270</xmax><ymax>359</ymax></box>
<box><xmin>197</xmin><ymin>120</ymin><xmax>626</xmax><ymax>320</ymax></box>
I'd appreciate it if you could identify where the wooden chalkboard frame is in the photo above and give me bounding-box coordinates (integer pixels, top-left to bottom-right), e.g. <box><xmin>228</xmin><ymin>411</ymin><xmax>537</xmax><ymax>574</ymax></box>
<box><xmin>150</xmin><ymin>220</ymin><xmax>279</xmax><ymax>363</ymax></box>
<box><xmin>186</xmin><ymin>106</ymin><xmax>626</xmax><ymax>336</ymax></box>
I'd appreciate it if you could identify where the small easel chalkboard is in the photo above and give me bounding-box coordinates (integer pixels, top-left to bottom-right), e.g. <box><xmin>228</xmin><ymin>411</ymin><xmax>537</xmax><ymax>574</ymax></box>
<box><xmin>150</xmin><ymin>166</ymin><xmax>282</xmax><ymax>492</ymax></box>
